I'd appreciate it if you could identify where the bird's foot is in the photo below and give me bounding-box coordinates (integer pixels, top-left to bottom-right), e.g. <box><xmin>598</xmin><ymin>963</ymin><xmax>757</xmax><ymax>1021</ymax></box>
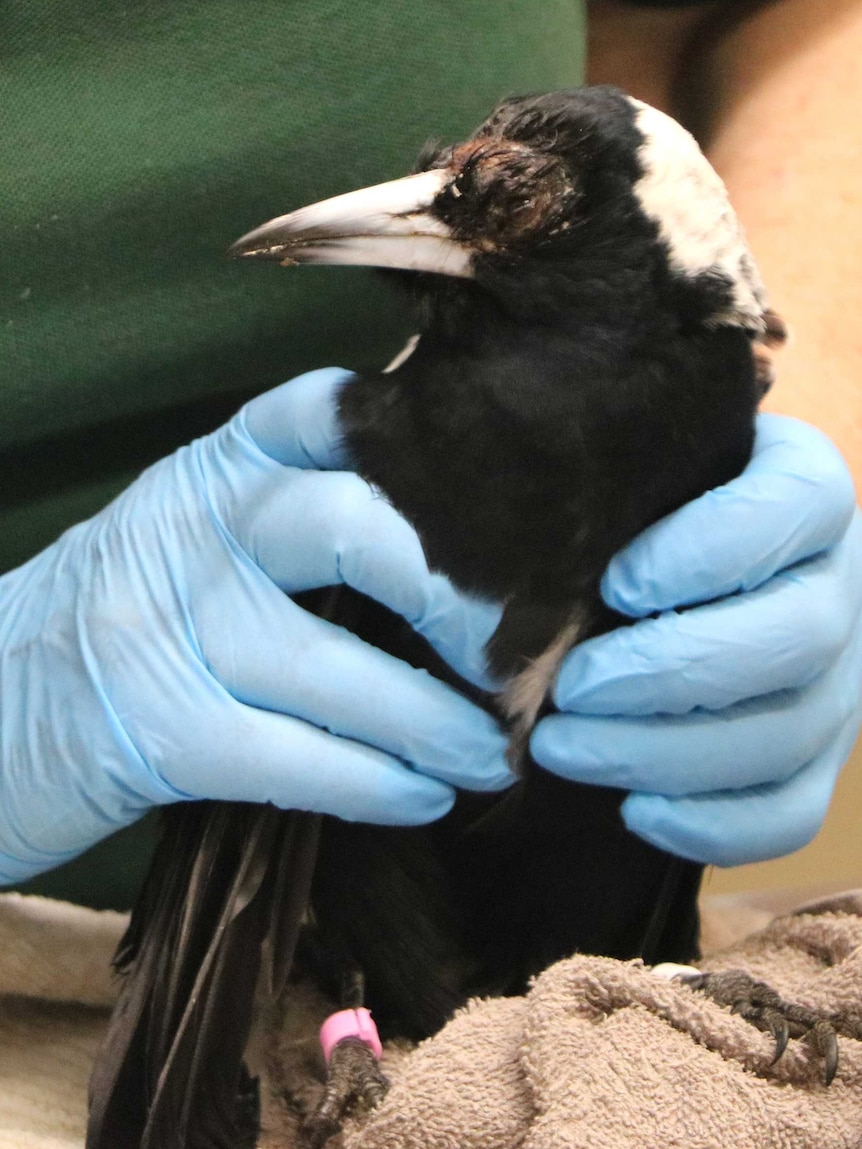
<box><xmin>683</xmin><ymin>969</ymin><xmax>862</xmax><ymax>1084</ymax></box>
<box><xmin>303</xmin><ymin>1037</ymin><xmax>390</xmax><ymax>1149</ymax></box>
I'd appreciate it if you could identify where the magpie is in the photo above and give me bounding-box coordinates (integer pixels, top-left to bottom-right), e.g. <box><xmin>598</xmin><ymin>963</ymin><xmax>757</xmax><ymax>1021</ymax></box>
<box><xmin>87</xmin><ymin>86</ymin><xmax>787</xmax><ymax>1149</ymax></box>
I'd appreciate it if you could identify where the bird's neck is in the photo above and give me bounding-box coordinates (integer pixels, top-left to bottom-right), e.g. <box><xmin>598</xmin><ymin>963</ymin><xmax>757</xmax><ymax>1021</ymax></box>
<box><xmin>339</xmin><ymin>261</ymin><xmax>757</xmax><ymax>607</ymax></box>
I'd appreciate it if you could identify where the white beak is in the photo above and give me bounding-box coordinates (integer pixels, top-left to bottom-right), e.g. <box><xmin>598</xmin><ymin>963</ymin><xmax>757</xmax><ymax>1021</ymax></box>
<box><xmin>229</xmin><ymin>169</ymin><xmax>473</xmax><ymax>278</ymax></box>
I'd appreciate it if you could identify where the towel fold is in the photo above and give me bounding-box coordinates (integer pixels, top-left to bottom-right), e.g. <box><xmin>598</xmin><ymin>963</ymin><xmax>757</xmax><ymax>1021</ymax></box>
<box><xmin>0</xmin><ymin>889</ymin><xmax>860</xmax><ymax>1149</ymax></box>
<box><xmin>340</xmin><ymin>892</ymin><xmax>862</xmax><ymax>1149</ymax></box>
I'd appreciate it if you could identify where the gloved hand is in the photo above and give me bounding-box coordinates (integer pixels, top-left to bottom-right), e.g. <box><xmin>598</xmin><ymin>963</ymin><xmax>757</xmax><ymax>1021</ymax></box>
<box><xmin>531</xmin><ymin>414</ymin><xmax>862</xmax><ymax>866</ymax></box>
<box><xmin>0</xmin><ymin>368</ymin><xmax>509</xmax><ymax>884</ymax></box>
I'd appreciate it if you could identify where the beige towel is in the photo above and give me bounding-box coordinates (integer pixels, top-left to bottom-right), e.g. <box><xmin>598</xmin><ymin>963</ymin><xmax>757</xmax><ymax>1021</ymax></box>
<box><xmin>338</xmin><ymin>892</ymin><xmax>862</xmax><ymax>1149</ymax></box>
<box><xmin>0</xmin><ymin>890</ymin><xmax>860</xmax><ymax>1149</ymax></box>
<box><xmin>0</xmin><ymin>895</ymin><xmax>125</xmax><ymax>1149</ymax></box>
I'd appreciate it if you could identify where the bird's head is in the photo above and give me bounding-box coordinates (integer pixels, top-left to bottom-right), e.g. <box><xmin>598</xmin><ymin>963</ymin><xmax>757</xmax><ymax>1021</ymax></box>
<box><xmin>230</xmin><ymin>86</ymin><xmax>783</xmax><ymax>342</ymax></box>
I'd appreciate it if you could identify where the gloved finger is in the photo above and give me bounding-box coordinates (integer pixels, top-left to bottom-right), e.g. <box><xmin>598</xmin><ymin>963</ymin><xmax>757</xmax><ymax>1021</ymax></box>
<box><xmin>602</xmin><ymin>414</ymin><xmax>857</xmax><ymax>617</ymax></box>
<box><xmin>193</xmin><ymin>575</ymin><xmax>512</xmax><ymax>792</ymax></box>
<box><xmin>165</xmin><ymin>702</ymin><xmax>457</xmax><ymax>825</ymax></box>
<box><xmin>620</xmin><ymin>708</ymin><xmax>861</xmax><ymax>866</ymax></box>
<box><xmin>211</xmin><ymin>395</ymin><xmax>501</xmax><ymax>688</ymax></box>
<box><xmin>0</xmin><ymin>772</ymin><xmax>152</xmax><ymax>885</ymax></box>
<box><xmin>241</xmin><ymin>367</ymin><xmax>354</xmax><ymax>470</ymax></box>
<box><xmin>531</xmin><ymin>654</ymin><xmax>856</xmax><ymax>795</ymax></box>
<box><xmin>233</xmin><ymin>467</ymin><xmax>502</xmax><ymax>689</ymax></box>
<box><xmin>0</xmin><ymin>845</ymin><xmax>84</xmax><ymax>886</ymax></box>
<box><xmin>556</xmin><ymin>521</ymin><xmax>862</xmax><ymax>716</ymax></box>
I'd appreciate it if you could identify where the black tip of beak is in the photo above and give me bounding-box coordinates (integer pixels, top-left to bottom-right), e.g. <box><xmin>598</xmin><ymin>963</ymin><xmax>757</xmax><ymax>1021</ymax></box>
<box><xmin>227</xmin><ymin>231</ymin><xmax>288</xmax><ymax>262</ymax></box>
<box><xmin>226</xmin><ymin>238</ymin><xmax>250</xmax><ymax>260</ymax></box>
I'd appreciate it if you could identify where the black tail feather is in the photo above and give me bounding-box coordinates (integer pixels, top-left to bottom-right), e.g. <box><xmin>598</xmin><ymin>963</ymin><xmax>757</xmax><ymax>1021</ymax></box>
<box><xmin>267</xmin><ymin>812</ymin><xmax>322</xmax><ymax>1000</ymax></box>
<box><xmin>87</xmin><ymin>802</ymin><xmax>320</xmax><ymax>1149</ymax></box>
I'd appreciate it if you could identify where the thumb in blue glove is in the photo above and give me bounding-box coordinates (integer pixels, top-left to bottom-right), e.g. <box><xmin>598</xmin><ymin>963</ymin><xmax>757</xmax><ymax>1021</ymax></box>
<box><xmin>530</xmin><ymin>414</ymin><xmax>862</xmax><ymax>866</ymax></box>
<box><xmin>0</xmin><ymin>368</ymin><xmax>509</xmax><ymax>884</ymax></box>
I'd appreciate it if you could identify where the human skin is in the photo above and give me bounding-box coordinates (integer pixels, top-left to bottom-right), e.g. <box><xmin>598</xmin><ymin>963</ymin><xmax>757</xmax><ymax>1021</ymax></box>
<box><xmin>587</xmin><ymin>0</ymin><xmax>862</xmax><ymax>492</ymax></box>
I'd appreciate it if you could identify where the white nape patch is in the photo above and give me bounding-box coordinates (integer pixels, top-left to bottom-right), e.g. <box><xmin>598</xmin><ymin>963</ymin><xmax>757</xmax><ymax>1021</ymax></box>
<box><xmin>630</xmin><ymin>100</ymin><xmax>768</xmax><ymax>333</ymax></box>
<box><xmin>652</xmin><ymin>963</ymin><xmax>701</xmax><ymax>982</ymax></box>
<box><xmin>383</xmin><ymin>333</ymin><xmax>421</xmax><ymax>374</ymax></box>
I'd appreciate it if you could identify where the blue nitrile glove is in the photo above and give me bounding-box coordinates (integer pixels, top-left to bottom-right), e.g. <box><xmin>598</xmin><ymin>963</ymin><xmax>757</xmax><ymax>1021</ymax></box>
<box><xmin>531</xmin><ymin>414</ymin><xmax>862</xmax><ymax>867</ymax></box>
<box><xmin>0</xmin><ymin>368</ymin><xmax>508</xmax><ymax>884</ymax></box>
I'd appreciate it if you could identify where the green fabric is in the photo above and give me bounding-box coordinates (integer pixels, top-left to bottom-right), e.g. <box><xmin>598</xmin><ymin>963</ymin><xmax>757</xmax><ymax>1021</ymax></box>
<box><xmin>2</xmin><ymin>0</ymin><xmax>586</xmax><ymax>562</ymax></box>
<box><xmin>2</xmin><ymin>0</ymin><xmax>586</xmax><ymax>908</ymax></box>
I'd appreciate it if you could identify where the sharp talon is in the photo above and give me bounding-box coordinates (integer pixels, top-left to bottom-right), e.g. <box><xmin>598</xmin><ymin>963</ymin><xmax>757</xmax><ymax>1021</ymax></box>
<box><xmin>822</xmin><ymin>1030</ymin><xmax>840</xmax><ymax>1086</ymax></box>
<box><xmin>769</xmin><ymin>1016</ymin><xmax>790</xmax><ymax>1064</ymax></box>
<box><xmin>684</xmin><ymin>969</ymin><xmax>849</xmax><ymax>1085</ymax></box>
<box><xmin>804</xmin><ymin>1019</ymin><xmax>841</xmax><ymax>1086</ymax></box>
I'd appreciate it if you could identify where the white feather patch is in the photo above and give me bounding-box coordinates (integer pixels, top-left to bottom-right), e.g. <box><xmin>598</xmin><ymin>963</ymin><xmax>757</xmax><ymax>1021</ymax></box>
<box><xmin>383</xmin><ymin>334</ymin><xmax>421</xmax><ymax>374</ymax></box>
<box><xmin>630</xmin><ymin>99</ymin><xmax>767</xmax><ymax>332</ymax></box>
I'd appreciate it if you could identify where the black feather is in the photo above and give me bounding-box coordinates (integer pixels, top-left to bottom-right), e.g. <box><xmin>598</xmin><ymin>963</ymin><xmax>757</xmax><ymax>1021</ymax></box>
<box><xmin>88</xmin><ymin>804</ymin><xmax>318</xmax><ymax>1149</ymax></box>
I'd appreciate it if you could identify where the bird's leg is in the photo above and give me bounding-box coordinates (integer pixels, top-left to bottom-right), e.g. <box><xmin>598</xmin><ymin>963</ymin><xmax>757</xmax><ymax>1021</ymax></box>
<box><xmin>680</xmin><ymin>969</ymin><xmax>862</xmax><ymax>1084</ymax></box>
<box><xmin>303</xmin><ymin>1037</ymin><xmax>389</xmax><ymax>1148</ymax></box>
<box><xmin>302</xmin><ymin>970</ymin><xmax>389</xmax><ymax>1148</ymax></box>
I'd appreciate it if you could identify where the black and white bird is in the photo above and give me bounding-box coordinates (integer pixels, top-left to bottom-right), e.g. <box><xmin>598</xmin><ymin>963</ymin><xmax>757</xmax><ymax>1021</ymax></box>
<box><xmin>87</xmin><ymin>86</ymin><xmax>787</xmax><ymax>1149</ymax></box>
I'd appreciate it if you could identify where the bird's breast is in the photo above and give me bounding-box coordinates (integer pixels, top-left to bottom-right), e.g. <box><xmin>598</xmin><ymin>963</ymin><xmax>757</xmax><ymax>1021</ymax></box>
<box><xmin>337</xmin><ymin>364</ymin><xmax>591</xmax><ymax>603</ymax></box>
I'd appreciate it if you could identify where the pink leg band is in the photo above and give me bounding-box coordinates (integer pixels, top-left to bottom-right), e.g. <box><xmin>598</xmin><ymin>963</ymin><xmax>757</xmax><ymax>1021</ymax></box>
<box><xmin>320</xmin><ymin>1007</ymin><xmax>383</xmax><ymax>1062</ymax></box>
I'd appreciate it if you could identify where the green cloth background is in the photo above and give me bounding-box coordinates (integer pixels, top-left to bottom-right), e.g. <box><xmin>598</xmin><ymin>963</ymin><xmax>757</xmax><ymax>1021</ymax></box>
<box><xmin>3</xmin><ymin>0</ymin><xmax>586</xmax><ymax>568</ymax></box>
<box><xmin>3</xmin><ymin>0</ymin><xmax>586</xmax><ymax>908</ymax></box>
